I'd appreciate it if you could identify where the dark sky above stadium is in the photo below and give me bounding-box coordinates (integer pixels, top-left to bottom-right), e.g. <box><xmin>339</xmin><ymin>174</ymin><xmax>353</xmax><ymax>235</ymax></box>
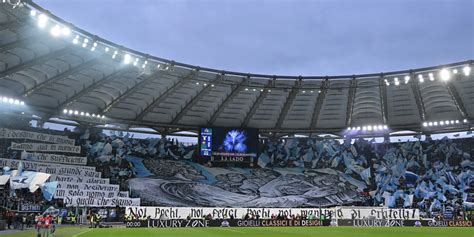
<box><xmin>37</xmin><ymin>0</ymin><xmax>473</xmax><ymax>76</ymax></box>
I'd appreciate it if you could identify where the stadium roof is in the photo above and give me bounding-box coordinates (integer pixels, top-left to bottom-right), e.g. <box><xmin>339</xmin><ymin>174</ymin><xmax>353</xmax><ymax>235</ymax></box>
<box><xmin>0</xmin><ymin>1</ymin><xmax>472</xmax><ymax>137</ymax></box>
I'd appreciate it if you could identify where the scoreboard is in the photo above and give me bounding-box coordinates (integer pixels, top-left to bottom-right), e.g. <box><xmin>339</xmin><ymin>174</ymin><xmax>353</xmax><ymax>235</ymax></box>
<box><xmin>199</xmin><ymin>127</ymin><xmax>259</xmax><ymax>164</ymax></box>
<box><xmin>200</xmin><ymin>128</ymin><xmax>213</xmax><ymax>156</ymax></box>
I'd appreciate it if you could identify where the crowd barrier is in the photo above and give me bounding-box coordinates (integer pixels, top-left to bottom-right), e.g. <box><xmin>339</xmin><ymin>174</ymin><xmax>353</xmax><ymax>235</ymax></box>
<box><xmin>125</xmin><ymin>219</ymin><xmax>331</xmax><ymax>228</ymax></box>
<box><xmin>125</xmin><ymin>219</ymin><xmax>473</xmax><ymax>228</ymax></box>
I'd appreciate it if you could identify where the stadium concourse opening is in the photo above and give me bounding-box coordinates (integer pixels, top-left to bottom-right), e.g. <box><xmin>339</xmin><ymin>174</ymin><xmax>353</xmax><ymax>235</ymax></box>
<box><xmin>0</xmin><ymin>0</ymin><xmax>472</xmax><ymax>236</ymax></box>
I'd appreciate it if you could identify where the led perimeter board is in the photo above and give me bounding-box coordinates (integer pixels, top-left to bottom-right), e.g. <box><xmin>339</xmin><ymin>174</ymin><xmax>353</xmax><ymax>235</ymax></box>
<box><xmin>199</xmin><ymin>127</ymin><xmax>259</xmax><ymax>163</ymax></box>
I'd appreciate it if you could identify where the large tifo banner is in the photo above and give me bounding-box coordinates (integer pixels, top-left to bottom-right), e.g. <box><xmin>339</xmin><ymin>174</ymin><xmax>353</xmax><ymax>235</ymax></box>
<box><xmin>0</xmin><ymin>158</ymin><xmax>101</xmax><ymax>177</ymax></box>
<box><xmin>10</xmin><ymin>142</ymin><xmax>81</xmax><ymax>154</ymax></box>
<box><xmin>21</xmin><ymin>151</ymin><xmax>87</xmax><ymax>165</ymax></box>
<box><xmin>126</xmin><ymin>206</ymin><xmax>420</xmax><ymax>220</ymax></box>
<box><xmin>0</xmin><ymin>128</ymin><xmax>75</xmax><ymax>145</ymax></box>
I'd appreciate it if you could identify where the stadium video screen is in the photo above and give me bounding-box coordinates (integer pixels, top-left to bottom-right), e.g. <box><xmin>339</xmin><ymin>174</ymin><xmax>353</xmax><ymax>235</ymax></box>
<box><xmin>199</xmin><ymin>127</ymin><xmax>259</xmax><ymax>160</ymax></box>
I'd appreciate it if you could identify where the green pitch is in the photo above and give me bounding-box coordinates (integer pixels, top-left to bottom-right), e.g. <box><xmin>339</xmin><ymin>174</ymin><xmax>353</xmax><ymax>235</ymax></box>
<box><xmin>2</xmin><ymin>226</ymin><xmax>473</xmax><ymax>237</ymax></box>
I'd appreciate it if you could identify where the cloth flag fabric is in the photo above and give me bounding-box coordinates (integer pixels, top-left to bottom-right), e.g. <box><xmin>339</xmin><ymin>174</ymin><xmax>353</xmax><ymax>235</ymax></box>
<box><xmin>10</xmin><ymin>171</ymin><xmax>36</xmax><ymax>190</ymax></box>
<box><xmin>29</xmin><ymin>172</ymin><xmax>51</xmax><ymax>192</ymax></box>
<box><xmin>40</xmin><ymin>181</ymin><xmax>58</xmax><ymax>201</ymax></box>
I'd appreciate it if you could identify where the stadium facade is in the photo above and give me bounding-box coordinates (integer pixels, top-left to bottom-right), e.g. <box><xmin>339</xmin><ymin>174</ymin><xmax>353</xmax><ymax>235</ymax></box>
<box><xmin>0</xmin><ymin>1</ymin><xmax>473</xmax><ymax>233</ymax></box>
<box><xmin>0</xmin><ymin>1</ymin><xmax>471</xmax><ymax>138</ymax></box>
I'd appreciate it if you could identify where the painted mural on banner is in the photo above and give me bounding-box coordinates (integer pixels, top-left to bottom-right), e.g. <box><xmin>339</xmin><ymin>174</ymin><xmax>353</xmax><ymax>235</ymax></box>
<box><xmin>0</xmin><ymin>128</ymin><xmax>75</xmax><ymax>145</ymax></box>
<box><xmin>127</xmin><ymin>159</ymin><xmax>367</xmax><ymax>207</ymax></box>
<box><xmin>0</xmin><ymin>158</ymin><xmax>100</xmax><ymax>177</ymax></box>
<box><xmin>126</xmin><ymin>207</ymin><xmax>419</xmax><ymax>220</ymax></box>
<box><xmin>10</xmin><ymin>142</ymin><xmax>81</xmax><ymax>154</ymax></box>
<box><xmin>21</xmin><ymin>151</ymin><xmax>87</xmax><ymax>165</ymax></box>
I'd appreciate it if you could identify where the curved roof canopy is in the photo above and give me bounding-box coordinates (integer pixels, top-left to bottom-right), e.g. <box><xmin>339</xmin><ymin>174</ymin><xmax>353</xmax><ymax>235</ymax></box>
<box><xmin>0</xmin><ymin>1</ymin><xmax>472</xmax><ymax>136</ymax></box>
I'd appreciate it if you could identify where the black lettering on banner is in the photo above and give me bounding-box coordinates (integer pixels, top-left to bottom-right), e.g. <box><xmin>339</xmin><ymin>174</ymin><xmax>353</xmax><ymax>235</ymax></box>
<box><xmin>190</xmin><ymin>208</ymin><xmax>203</xmax><ymax>218</ymax></box>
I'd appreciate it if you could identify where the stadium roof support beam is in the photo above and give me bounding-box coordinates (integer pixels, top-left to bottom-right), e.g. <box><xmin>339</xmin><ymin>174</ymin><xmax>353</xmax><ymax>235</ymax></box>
<box><xmin>241</xmin><ymin>80</ymin><xmax>272</xmax><ymax>127</ymax></box>
<box><xmin>102</xmin><ymin>69</ymin><xmax>164</xmax><ymax>113</ymax></box>
<box><xmin>446</xmin><ymin>83</ymin><xmax>468</xmax><ymax>118</ymax></box>
<box><xmin>310</xmin><ymin>79</ymin><xmax>328</xmax><ymax>130</ymax></box>
<box><xmin>55</xmin><ymin>66</ymin><xmax>134</xmax><ymax>109</ymax></box>
<box><xmin>0</xmin><ymin>46</ymin><xmax>72</xmax><ymax>80</ymax></box>
<box><xmin>379</xmin><ymin>75</ymin><xmax>388</xmax><ymax>124</ymax></box>
<box><xmin>207</xmin><ymin>78</ymin><xmax>248</xmax><ymax>126</ymax></box>
<box><xmin>275</xmin><ymin>81</ymin><xmax>299</xmax><ymax>129</ymax></box>
<box><xmin>410</xmin><ymin>71</ymin><xmax>427</xmax><ymax>121</ymax></box>
<box><xmin>23</xmin><ymin>55</ymin><xmax>101</xmax><ymax>96</ymax></box>
<box><xmin>345</xmin><ymin>77</ymin><xmax>357</xmax><ymax>127</ymax></box>
<box><xmin>170</xmin><ymin>74</ymin><xmax>221</xmax><ymax>125</ymax></box>
<box><xmin>135</xmin><ymin>69</ymin><xmax>199</xmax><ymax>121</ymax></box>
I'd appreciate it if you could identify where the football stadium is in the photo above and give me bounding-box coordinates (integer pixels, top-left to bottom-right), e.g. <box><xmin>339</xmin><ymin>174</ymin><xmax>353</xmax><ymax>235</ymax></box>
<box><xmin>0</xmin><ymin>0</ymin><xmax>472</xmax><ymax>236</ymax></box>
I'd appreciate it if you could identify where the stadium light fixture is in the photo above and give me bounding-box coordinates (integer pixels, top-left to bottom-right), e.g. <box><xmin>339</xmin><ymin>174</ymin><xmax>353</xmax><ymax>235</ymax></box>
<box><xmin>404</xmin><ymin>76</ymin><xmax>410</xmax><ymax>84</ymax></box>
<box><xmin>433</xmin><ymin>122</ymin><xmax>438</xmax><ymax>126</ymax></box>
<box><xmin>105</xmin><ymin>47</ymin><xmax>109</xmax><ymax>52</ymax></box>
<box><xmin>310</xmin><ymin>90</ymin><xmax>314</xmax><ymax>93</ymax></box>
<box><xmin>429</xmin><ymin>73</ymin><xmax>434</xmax><ymax>81</ymax></box>
<box><xmin>418</xmin><ymin>74</ymin><xmax>424</xmax><ymax>83</ymax></box>
<box><xmin>268</xmin><ymin>89</ymin><xmax>272</xmax><ymax>92</ymax></box>
<box><xmin>68</xmin><ymin>110</ymin><xmax>73</xmax><ymax>115</ymax></box>
<box><xmin>252</xmin><ymin>88</ymin><xmax>256</xmax><ymax>91</ymax></box>
<box><xmin>30</xmin><ymin>9</ymin><xmax>37</xmax><ymax>17</ymax></box>
<box><xmin>463</xmin><ymin>119</ymin><xmax>468</xmax><ymax>123</ymax></box>
<box><xmin>455</xmin><ymin>120</ymin><xmax>460</xmax><ymax>124</ymax></box>
<box><xmin>453</xmin><ymin>69</ymin><xmax>458</xmax><ymax>74</ymax></box>
<box><xmin>450</xmin><ymin>120</ymin><xmax>455</xmax><ymax>125</ymax></box>
<box><xmin>463</xmin><ymin>66</ymin><xmax>471</xmax><ymax>76</ymax></box>
<box><xmin>440</xmin><ymin>69</ymin><xmax>450</xmax><ymax>81</ymax></box>
<box><xmin>440</xmin><ymin>121</ymin><xmax>445</xmax><ymax>125</ymax></box>
<box><xmin>196</xmin><ymin>82</ymin><xmax>200</xmax><ymax>85</ymax></box>
<box><xmin>423</xmin><ymin>122</ymin><xmax>428</xmax><ymax>127</ymax></box>
<box><xmin>302</xmin><ymin>90</ymin><xmax>306</xmax><ymax>93</ymax></box>
<box><xmin>245</xmin><ymin>88</ymin><xmax>248</xmax><ymax>91</ymax></box>
<box><xmin>38</xmin><ymin>14</ymin><xmax>48</xmax><ymax>28</ymax></box>
<box><xmin>62</xmin><ymin>27</ymin><xmax>71</xmax><ymax>36</ymax></box>
<box><xmin>394</xmin><ymin>77</ymin><xmax>400</xmax><ymax>86</ymax></box>
<box><xmin>428</xmin><ymin>122</ymin><xmax>433</xmax><ymax>127</ymax></box>
<box><xmin>123</xmin><ymin>54</ymin><xmax>131</xmax><ymax>64</ymax></box>
<box><xmin>211</xmin><ymin>84</ymin><xmax>215</xmax><ymax>87</ymax></box>
<box><xmin>63</xmin><ymin>109</ymin><xmax>67</xmax><ymax>114</ymax></box>
<box><xmin>72</xmin><ymin>35</ymin><xmax>79</xmax><ymax>44</ymax></box>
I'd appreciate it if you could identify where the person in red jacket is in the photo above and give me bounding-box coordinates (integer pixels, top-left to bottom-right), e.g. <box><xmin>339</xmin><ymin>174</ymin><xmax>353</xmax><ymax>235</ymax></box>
<box><xmin>37</xmin><ymin>214</ymin><xmax>52</xmax><ymax>237</ymax></box>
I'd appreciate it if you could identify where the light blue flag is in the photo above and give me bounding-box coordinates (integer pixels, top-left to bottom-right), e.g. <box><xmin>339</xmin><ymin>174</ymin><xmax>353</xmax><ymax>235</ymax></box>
<box><xmin>40</xmin><ymin>181</ymin><xmax>58</xmax><ymax>201</ymax></box>
<box><xmin>360</xmin><ymin>167</ymin><xmax>371</xmax><ymax>182</ymax></box>
<box><xmin>17</xmin><ymin>160</ymin><xmax>23</xmax><ymax>176</ymax></box>
<box><xmin>10</xmin><ymin>171</ymin><xmax>36</xmax><ymax>190</ymax></box>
